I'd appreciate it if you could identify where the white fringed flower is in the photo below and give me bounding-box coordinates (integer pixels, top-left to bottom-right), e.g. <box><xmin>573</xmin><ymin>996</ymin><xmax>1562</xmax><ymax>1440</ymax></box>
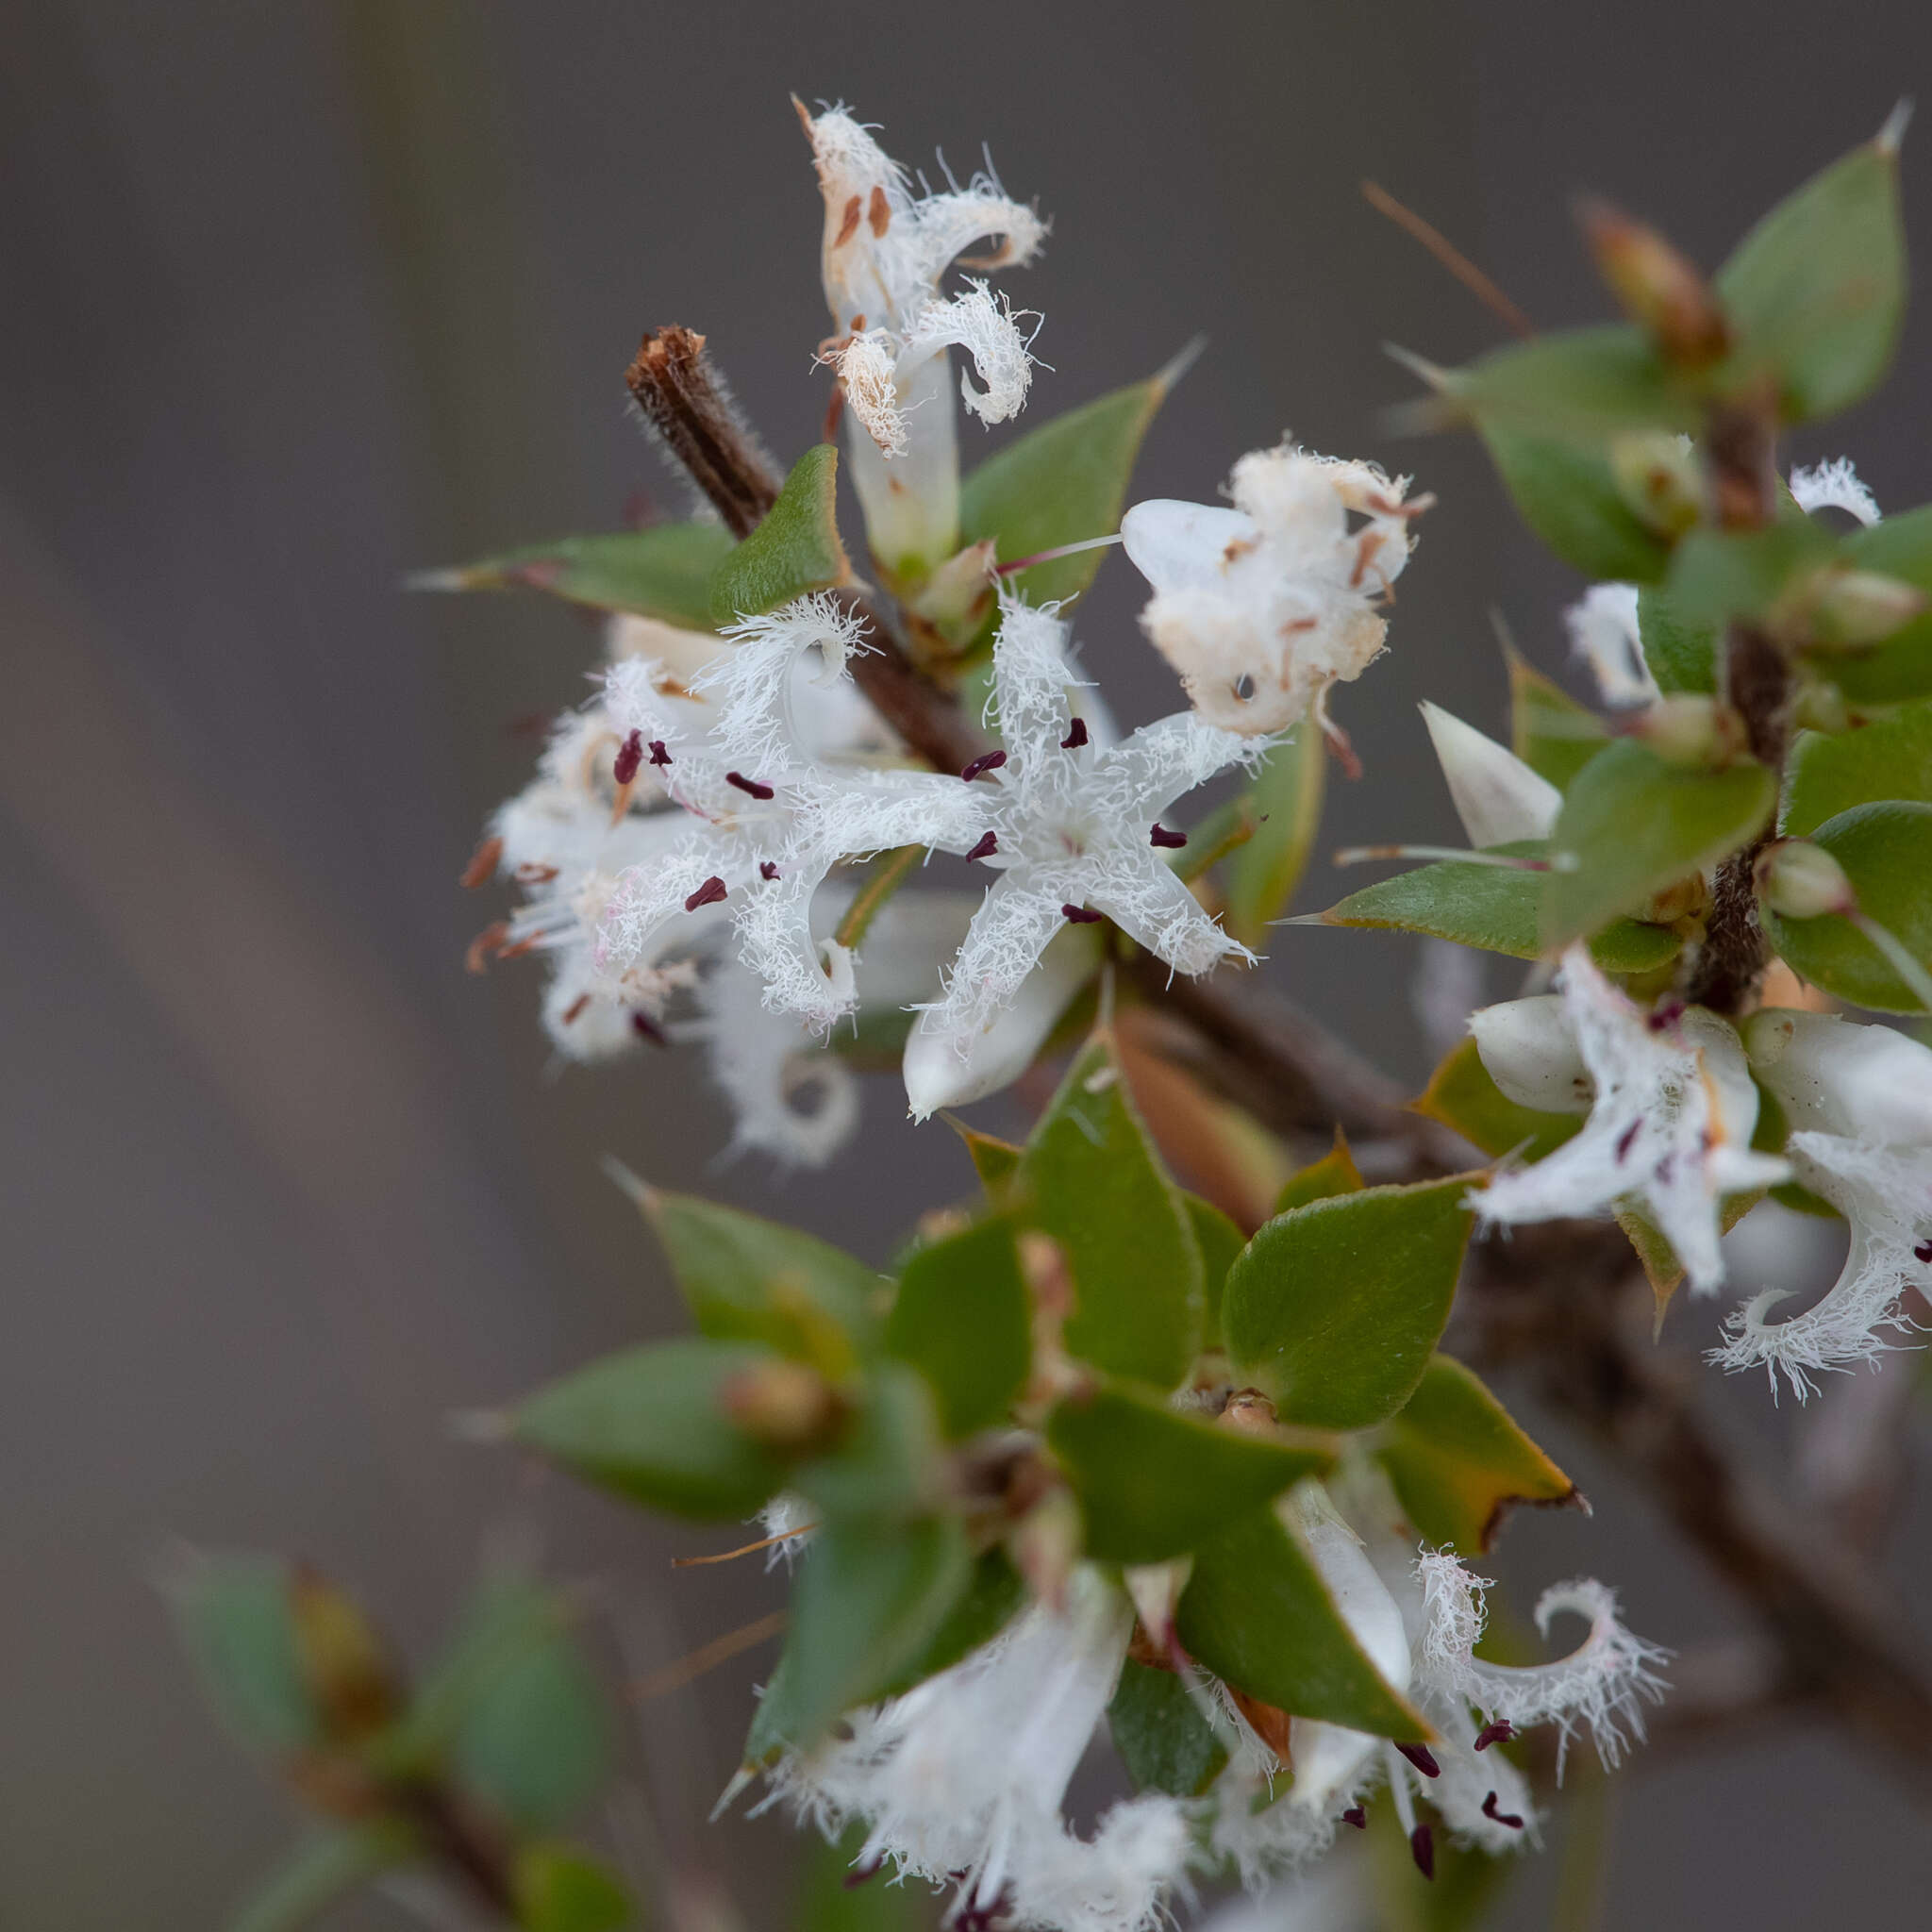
<box><xmin>597</xmin><ymin>595</ymin><xmax>990</xmax><ymax>1032</ymax></box>
<box><xmin>767</xmin><ymin>1565</ymin><xmax>1189</xmax><ymax>1932</ymax></box>
<box><xmin>1420</xmin><ymin>701</ymin><xmax>1561</xmax><ymax>847</ymax></box>
<box><xmin>803</xmin><ymin>104</ymin><xmax>1045</xmax><ymax>574</ymax></box>
<box><xmin>1414</xmin><ymin>1552</ymin><xmax>1669</xmax><ymax>1774</ymax></box>
<box><xmin>1563</xmin><ymin>582</ymin><xmax>1657</xmax><ymax>708</ymax></box>
<box><xmin>1709</xmin><ymin>1010</ymin><xmax>1932</xmax><ymax>1399</ymax></box>
<box><xmin>1790</xmin><ymin>457</ymin><xmax>1881</xmax><ymax>526</ymax></box>
<box><xmin>1471</xmin><ymin>947</ymin><xmax>1789</xmax><ymax>1292</ymax></box>
<box><xmin>1121</xmin><ymin>445</ymin><xmax>1419</xmax><ymax>737</ymax></box>
<box><xmin>911</xmin><ymin>594</ymin><xmax>1263</xmax><ymax>1067</ymax></box>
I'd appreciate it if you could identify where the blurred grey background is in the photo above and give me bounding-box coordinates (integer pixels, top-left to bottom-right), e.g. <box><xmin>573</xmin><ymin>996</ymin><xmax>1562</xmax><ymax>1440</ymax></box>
<box><xmin>4</xmin><ymin>1</ymin><xmax>1930</xmax><ymax>1924</ymax></box>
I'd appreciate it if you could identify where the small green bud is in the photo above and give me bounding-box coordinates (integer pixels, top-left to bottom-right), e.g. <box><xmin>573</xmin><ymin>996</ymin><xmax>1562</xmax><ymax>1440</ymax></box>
<box><xmin>1791</xmin><ymin>678</ymin><xmax>1850</xmax><ymax>734</ymax></box>
<box><xmin>1577</xmin><ymin>197</ymin><xmax>1730</xmax><ymax>365</ymax></box>
<box><xmin>718</xmin><ymin>1359</ymin><xmax>844</xmax><ymax>1451</ymax></box>
<box><xmin>1804</xmin><ymin>567</ymin><xmax>1925</xmax><ymax>649</ymax></box>
<box><xmin>1607</xmin><ymin>430</ymin><xmax>1706</xmax><ymax>538</ymax></box>
<box><xmin>1633</xmin><ymin>692</ymin><xmax>1747</xmax><ymax>767</ymax></box>
<box><xmin>1755</xmin><ymin>839</ymin><xmax>1855</xmax><ymax>919</ymax></box>
<box><xmin>289</xmin><ymin>1565</ymin><xmax>402</xmax><ymax>1748</ymax></box>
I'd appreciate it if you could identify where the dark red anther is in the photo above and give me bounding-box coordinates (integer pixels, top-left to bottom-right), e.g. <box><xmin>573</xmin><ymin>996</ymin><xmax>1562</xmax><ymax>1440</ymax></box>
<box><xmin>1149</xmin><ymin>823</ymin><xmax>1188</xmax><ymax>849</ymax></box>
<box><xmin>1062</xmin><ymin>905</ymin><xmax>1105</xmax><ymax>924</ymax></box>
<box><xmin>1060</xmin><ymin>717</ymin><xmax>1089</xmax><ymax>749</ymax></box>
<box><xmin>1410</xmin><ymin>1824</ymin><xmax>1435</xmax><ymax>1880</ymax></box>
<box><xmin>841</xmin><ymin>1857</ymin><xmax>884</xmax><ymax>1890</ymax></box>
<box><xmin>613</xmin><ymin>729</ymin><xmax>644</xmax><ymax>785</ymax></box>
<box><xmin>685</xmin><ymin>875</ymin><xmax>728</xmax><ymax>910</ymax></box>
<box><xmin>1482</xmin><ymin>1790</ymin><xmax>1524</xmax><ymax>1830</ymax></box>
<box><xmin>1473</xmin><ymin>1720</ymin><xmax>1517</xmax><ymax>1752</ymax></box>
<box><xmin>1341</xmin><ymin>1806</ymin><xmax>1367</xmax><ymax>1829</ymax></box>
<box><xmin>1396</xmin><ymin>1742</ymin><xmax>1441</xmax><ymax>1778</ymax></box>
<box><xmin>759</xmin><ymin>861</ymin><xmax>780</xmax><ymax>880</ymax></box>
<box><xmin>727</xmin><ymin>771</ymin><xmax>775</xmax><ymax>800</ymax></box>
<box><xmin>1916</xmin><ymin>1239</ymin><xmax>1932</xmax><ymax>1264</ymax></box>
<box><xmin>1615</xmin><ymin>1118</ymin><xmax>1642</xmax><ymax>1163</ymax></box>
<box><xmin>648</xmin><ymin>739</ymin><xmax>673</xmax><ymax>767</ymax></box>
<box><xmin>966</xmin><ymin>831</ymin><xmax>999</xmax><ymax>863</ymax></box>
<box><xmin>960</xmin><ymin>749</ymin><xmax>1008</xmax><ymax>781</ymax></box>
<box><xmin>630</xmin><ymin>1009</ymin><xmax>668</xmax><ymax>1047</ymax></box>
<box><xmin>1646</xmin><ymin>996</ymin><xmax>1687</xmax><ymax>1033</ymax></box>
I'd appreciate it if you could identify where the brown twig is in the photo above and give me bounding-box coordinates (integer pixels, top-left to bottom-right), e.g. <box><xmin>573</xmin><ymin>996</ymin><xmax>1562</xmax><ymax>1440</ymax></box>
<box><xmin>1361</xmin><ymin>179</ymin><xmax>1537</xmax><ymax>341</ymax></box>
<box><xmin>625</xmin><ymin>325</ymin><xmax>783</xmax><ymax>539</ymax></box>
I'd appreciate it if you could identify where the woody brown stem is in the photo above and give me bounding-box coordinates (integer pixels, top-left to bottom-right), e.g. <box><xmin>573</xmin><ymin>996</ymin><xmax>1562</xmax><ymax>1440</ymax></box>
<box><xmin>625</xmin><ymin>326</ymin><xmax>783</xmax><ymax>539</ymax></box>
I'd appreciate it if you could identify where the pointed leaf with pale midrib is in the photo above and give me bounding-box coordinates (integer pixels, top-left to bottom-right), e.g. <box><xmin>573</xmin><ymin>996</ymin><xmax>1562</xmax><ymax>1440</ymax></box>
<box><xmin>424</xmin><ymin>524</ymin><xmax>733</xmax><ymax>628</ymax></box>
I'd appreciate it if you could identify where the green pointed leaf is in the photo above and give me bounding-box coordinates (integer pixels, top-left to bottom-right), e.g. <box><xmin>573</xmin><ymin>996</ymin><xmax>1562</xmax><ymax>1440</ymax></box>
<box><xmin>1274</xmin><ymin>1132</ymin><xmax>1365</xmax><ymax>1215</ymax></box>
<box><xmin>884</xmin><ymin>1218</ymin><xmax>1031</xmax><ymax>1439</ymax></box>
<box><xmin>1108</xmin><ymin>1658</ymin><xmax>1229</xmax><ymax>1797</ymax></box>
<box><xmin>1185</xmin><ymin>1192</ymin><xmax>1247</xmax><ymax>1342</ymax></box>
<box><xmin>1020</xmin><ymin>1024</ymin><xmax>1205</xmax><ymax>1389</ymax></box>
<box><xmin>165</xmin><ymin>1553</ymin><xmax>318</xmax><ymax>1760</ymax></box>
<box><xmin>1764</xmin><ymin>800</ymin><xmax>1932</xmax><ymax>1011</ymax></box>
<box><xmin>1376</xmin><ymin>1357</ymin><xmax>1576</xmax><ymax>1555</ymax></box>
<box><xmin>1508</xmin><ymin>653</ymin><xmax>1610</xmax><ymax>791</ymax></box>
<box><xmin>1223</xmin><ymin>727</ymin><xmax>1327</xmax><ymax>946</ymax></box>
<box><xmin>628</xmin><ymin>1182</ymin><xmax>881</xmax><ymax>1374</ymax></box>
<box><xmin>1480</xmin><ymin>427</ymin><xmax>1674</xmax><ymax>583</ymax></box>
<box><xmin>1223</xmin><ymin>1177</ymin><xmax>1475</xmax><ymax>1431</ymax></box>
<box><xmin>1783</xmin><ymin>701</ymin><xmax>1932</xmax><ymax>835</ymax></box>
<box><xmin>1317</xmin><ymin>841</ymin><xmax>1684</xmax><ymax>971</ymax></box>
<box><xmin>954</xmin><ymin>1122</ymin><xmax>1024</xmax><ymax>1193</ymax></box>
<box><xmin>1543</xmin><ymin>741</ymin><xmax>1776</xmax><ymax>946</ymax></box>
<box><xmin>512</xmin><ymin>1338</ymin><xmax>793</xmax><ymax>1519</ymax></box>
<box><xmin>1174</xmin><ymin>1504</ymin><xmax>1431</xmax><ymax>1739</ymax></box>
<box><xmin>1412</xmin><ymin>1038</ymin><xmax>1582</xmax><ymax>1164</ymax></box>
<box><xmin>452</xmin><ymin>1584</ymin><xmax>609</xmax><ymax>1832</ymax></box>
<box><xmin>709</xmin><ymin>444</ymin><xmax>850</xmax><ymax>623</ymax></box>
<box><xmin>792</xmin><ymin>1362</ymin><xmax>946</xmax><ymax>1524</ymax></box>
<box><xmin>1717</xmin><ymin>122</ymin><xmax>1907</xmax><ymax>422</ymax></box>
<box><xmin>422</xmin><ymin>523</ymin><xmax>734</xmax><ymax>629</ymax></box>
<box><xmin>744</xmin><ymin>1516</ymin><xmax>972</xmax><ymax>1757</ymax></box>
<box><xmin>959</xmin><ymin>363</ymin><xmax>1178</xmax><ymax>609</ymax></box>
<box><xmin>1046</xmin><ymin>1378</ymin><xmax>1332</xmax><ymax>1563</ymax></box>
<box><xmin>1434</xmin><ymin>325</ymin><xmax>1696</xmax><ymax>441</ymax></box>
<box><xmin>1828</xmin><ymin>505</ymin><xmax>1932</xmax><ymax>701</ymax></box>
<box><xmin>1637</xmin><ymin>583</ymin><xmax>1718</xmax><ymax>694</ymax></box>
<box><xmin>511</xmin><ymin>1845</ymin><xmax>636</xmax><ymax>1932</ymax></box>
<box><xmin>230</xmin><ymin>1828</ymin><xmax>412</xmax><ymax>1932</ymax></box>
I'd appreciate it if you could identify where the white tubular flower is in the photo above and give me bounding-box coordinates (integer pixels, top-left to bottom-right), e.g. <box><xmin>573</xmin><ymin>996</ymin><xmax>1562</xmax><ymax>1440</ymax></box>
<box><xmin>596</xmin><ymin>595</ymin><xmax>991</xmax><ymax>1033</ymax></box>
<box><xmin>803</xmin><ymin>104</ymin><xmax>1045</xmax><ymax>575</ymax></box>
<box><xmin>1414</xmin><ymin>1552</ymin><xmax>1668</xmax><ymax>1775</ymax></box>
<box><xmin>1789</xmin><ymin>457</ymin><xmax>1881</xmax><ymax>526</ymax></box>
<box><xmin>1420</xmin><ymin>701</ymin><xmax>1561</xmax><ymax>847</ymax></box>
<box><xmin>1471</xmin><ymin>948</ymin><xmax>1789</xmax><ymax>1292</ymax></box>
<box><xmin>1563</xmin><ymin>582</ymin><xmax>1658</xmax><ymax>708</ymax></box>
<box><xmin>914</xmin><ymin>595</ymin><xmax>1263</xmax><ymax>1058</ymax></box>
<box><xmin>1709</xmin><ymin>1010</ymin><xmax>1932</xmax><ymax>1399</ymax></box>
<box><xmin>1121</xmin><ymin>445</ymin><xmax>1419</xmax><ymax>737</ymax></box>
<box><xmin>768</xmin><ymin>1565</ymin><xmax>1189</xmax><ymax>1932</ymax></box>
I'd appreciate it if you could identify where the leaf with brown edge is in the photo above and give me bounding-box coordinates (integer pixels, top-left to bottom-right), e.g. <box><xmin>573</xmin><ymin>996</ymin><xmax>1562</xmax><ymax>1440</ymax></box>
<box><xmin>1376</xmin><ymin>1356</ymin><xmax>1580</xmax><ymax>1555</ymax></box>
<box><xmin>1619</xmin><ymin>1191</ymin><xmax>1767</xmax><ymax>1333</ymax></box>
<box><xmin>1274</xmin><ymin>1129</ymin><xmax>1365</xmax><ymax>1215</ymax></box>
<box><xmin>948</xmin><ymin>1118</ymin><xmax>1023</xmax><ymax>1194</ymax></box>
<box><xmin>1412</xmin><ymin>1038</ymin><xmax>1582</xmax><ymax>1165</ymax></box>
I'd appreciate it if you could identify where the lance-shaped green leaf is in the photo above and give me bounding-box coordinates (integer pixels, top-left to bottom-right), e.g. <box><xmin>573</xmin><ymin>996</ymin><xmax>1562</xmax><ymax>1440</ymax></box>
<box><xmin>1509</xmin><ymin>651</ymin><xmax>1610</xmax><ymax>791</ymax></box>
<box><xmin>162</xmin><ymin>1552</ymin><xmax>319</xmax><ymax>1760</ymax></box>
<box><xmin>1223</xmin><ymin>1176</ymin><xmax>1476</xmax><ymax>1431</ymax></box>
<box><xmin>952</xmin><ymin>1120</ymin><xmax>1024</xmax><ymax>1193</ymax></box>
<box><xmin>1480</xmin><ymin>427</ymin><xmax>1674</xmax><ymax>584</ymax></box>
<box><xmin>1543</xmin><ymin>741</ymin><xmax>1776</xmax><ymax>947</ymax></box>
<box><xmin>619</xmin><ymin>1176</ymin><xmax>881</xmax><ymax>1374</ymax></box>
<box><xmin>884</xmin><ymin>1217</ymin><xmax>1031</xmax><ymax>1439</ymax></box>
<box><xmin>1223</xmin><ymin>726</ymin><xmax>1326</xmax><ymax>946</ymax></box>
<box><xmin>1020</xmin><ymin>1024</ymin><xmax>1205</xmax><ymax>1389</ymax></box>
<box><xmin>1108</xmin><ymin>1659</ymin><xmax>1228</xmax><ymax>1798</ymax></box>
<box><xmin>1782</xmin><ymin>701</ymin><xmax>1932</xmax><ymax>835</ymax></box>
<box><xmin>1420</xmin><ymin>325</ymin><xmax>1697</xmax><ymax>443</ymax></box>
<box><xmin>451</xmin><ymin>1582</ymin><xmax>610</xmax><ymax>1833</ymax></box>
<box><xmin>511</xmin><ymin>1844</ymin><xmax>637</xmax><ymax>1932</ymax></box>
<box><xmin>1174</xmin><ymin>1504</ymin><xmax>1431</xmax><ymax>1740</ymax></box>
<box><xmin>1274</xmin><ymin>1130</ymin><xmax>1365</xmax><ymax>1214</ymax></box>
<box><xmin>1716</xmin><ymin>113</ymin><xmax>1907</xmax><ymax>423</ymax></box>
<box><xmin>709</xmin><ymin>444</ymin><xmax>851</xmax><ymax>623</ymax></box>
<box><xmin>744</xmin><ymin>1515</ymin><xmax>972</xmax><ymax>1757</ymax></box>
<box><xmin>1830</xmin><ymin>505</ymin><xmax>1932</xmax><ymax>704</ymax></box>
<box><xmin>417</xmin><ymin>523</ymin><xmax>734</xmax><ymax>630</ymax></box>
<box><xmin>1637</xmin><ymin>583</ymin><xmax>1718</xmax><ymax>694</ymax></box>
<box><xmin>1045</xmin><ymin>1379</ymin><xmax>1332</xmax><ymax>1563</ymax></box>
<box><xmin>1376</xmin><ymin>1356</ymin><xmax>1577</xmax><ymax>1555</ymax></box>
<box><xmin>1185</xmin><ymin>1192</ymin><xmax>1246</xmax><ymax>1342</ymax></box>
<box><xmin>792</xmin><ymin>1362</ymin><xmax>947</xmax><ymax>1524</ymax></box>
<box><xmin>1315</xmin><ymin>842</ymin><xmax>1683</xmax><ymax>970</ymax></box>
<box><xmin>230</xmin><ymin>1828</ymin><xmax>414</xmax><ymax>1932</ymax></box>
<box><xmin>511</xmin><ymin>1337</ymin><xmax>795</xmax><ymax>1519</ymax></box>
<box><xmin>1412</xmin><ymin>1038</ymin><xmax>1582</xmax><ymax>1165</ymax></box>
<box><xmin>959</xmin><ymin>354</ymin><xmax>1185</xmax><ymax>609</ymax></box>
<box><xmin>1763</xmin><ymin>801</ymin><xmax>1932</xmax><ymax>1011</ymax></box>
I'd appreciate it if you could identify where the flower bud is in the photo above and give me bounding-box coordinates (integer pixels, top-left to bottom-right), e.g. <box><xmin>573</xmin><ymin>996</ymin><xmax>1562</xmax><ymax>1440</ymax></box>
<box><xmin>1804</xmin><ymin>567</ymin><xmax>1926</xmax><ymax>649</ymax></box>
<box><xmin>1469</xmin><ymin>995</ymin><xmax>1593</xmax><ymax>1113</ymax></box>
<box><xmin>1577</xmin><ymin>198</ymin><xmax>1729</xmax><ymax>365</ymax></box>
<box><xmin>289</xmin><ymin>1565</ymin><xmax>401</xmax><ymax>1745</ymax></box>
<box><xmin>719</xmin><ymin>1359</ymin><xmax>845</xmax><ymax>1451</ymax></box>
<box><xmin>908</xmin><ymin>538</ymin><xmax>998</xmax><ymax>635</ymax></box>
<box><xmin>1420</xmin><ymin>702</ymin><xmax>1561</xmax><ymax>847</ymax></box>
<box><xmin>1754</xmin><ymin>839</ymin><xmax>1855</xmax><ymax>920</ymax></box>
<box><xmin>1632</xmin><ymin>691</ymin><xmax>1746</xmax><ymax>767</ymax></box>
<box><xmin>1124</xmin><ymin>1557</ymin><xmax>1193</xmax><ymax>1662</ymax></box>
<box><xmin>1607</xmin><ymin>430</ymin><xmax>1707</xmax><ymax>538</ymax></box>
<box><xmin>1791</xmin><ymin>678</ymin><xmax>1850</xmax><ymax>735</ymax></box>
<box><xmin>1744</xmin><ymin>1008</ymin><xmax>1932</xmax><ymax>1144</ymax></box>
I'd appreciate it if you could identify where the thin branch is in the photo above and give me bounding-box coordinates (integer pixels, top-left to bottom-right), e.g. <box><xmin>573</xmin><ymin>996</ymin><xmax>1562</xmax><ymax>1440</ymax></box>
<box><xmin>1361</xmin><ymin>179</ymin><xmax>1537</xmax><ymax>341</ymax></box>
<box><xmin>633</xmin><ymin>1608</ymin><xmax>787</xmax><ymax>1701</ymax></box>
<box><xmin>625</xmin><ymin>325</ymin><xmax>782</xmax><ymax>539</ymax></box>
